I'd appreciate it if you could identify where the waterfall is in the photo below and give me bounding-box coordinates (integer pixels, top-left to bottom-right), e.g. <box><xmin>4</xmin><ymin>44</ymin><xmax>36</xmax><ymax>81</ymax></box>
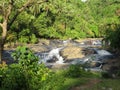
<box><xmin>37</xmin><ymin>47</ymin><xmax>64</xmax><ymax>64</ymax></box>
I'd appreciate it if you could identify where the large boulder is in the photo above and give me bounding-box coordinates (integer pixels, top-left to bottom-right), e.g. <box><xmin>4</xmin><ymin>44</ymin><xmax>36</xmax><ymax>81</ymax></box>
<box><xmin>101</xmin><ymin>57</ymin><xmax>120</xmax><ymax>78</ymax></box>
<box><xmin>27</xmin><ymin>39</ymin><xmax>50</xmax><ymax>52</ymax></box>
<box><xmin>82</xmin><ymin>48</ymin><xmax>96</xmax><ymax>56</ymax></box>
<box><xmin>60</xmin><ymin>46</ymin><xmax>85</xmax><ymax>61</ymax></box>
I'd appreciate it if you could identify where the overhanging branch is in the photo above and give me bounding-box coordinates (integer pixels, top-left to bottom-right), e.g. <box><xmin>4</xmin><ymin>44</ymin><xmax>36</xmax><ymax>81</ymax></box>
<box><xmin>8</xmin><ymin>0</ymin><xmax>47</xmax><ymax>30</ymax></box>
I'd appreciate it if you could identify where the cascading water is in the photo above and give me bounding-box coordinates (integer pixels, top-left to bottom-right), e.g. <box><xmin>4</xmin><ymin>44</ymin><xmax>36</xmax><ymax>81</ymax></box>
<box><xmin>36</xmin><ymin>40</ymin><xmax>71</xmax><ymax>64</ymax></box>
<box><xmin>95</xmin><ymin>49</ymin><xmax>112</xmax><ymax>56</ymax></box>
<box><xmin>4</xmin><ymin>39</ymin><xmax>116</xmax><ymax>72</ymax></box>
<box><xmin>36</xmin><ymin>47</ymin><xmax>65</xmax><ymax>64</ymax></box>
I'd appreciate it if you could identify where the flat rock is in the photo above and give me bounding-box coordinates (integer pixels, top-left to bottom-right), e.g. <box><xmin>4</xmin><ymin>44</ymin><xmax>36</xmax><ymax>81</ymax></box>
<box><xmin>60</xmin><ymin>46</ymin><xmax>85</xmax><ymax>60</ymax></box>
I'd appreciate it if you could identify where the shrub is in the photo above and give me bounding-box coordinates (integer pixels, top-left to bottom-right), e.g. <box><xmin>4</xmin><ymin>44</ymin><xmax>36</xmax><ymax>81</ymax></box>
<box><xmin>104</xmin><ymin>24</ymin><xmax>120</xmax><ymax>49</ymax></box>
<box><xmin>66</xmin><ymin>65</ymin><xmax>83</xmax><ymax>78</ymax></box>
<box><xmin>64</xmin><ymin>64</ymin><xmax>98</xmax><ymax>78</ymax></box>
<box><xmin>0</xmin><ymin>46</ymin><xmax>64</xmax><ymax>90</ymax></box>
<box><xmin>18</xmin><ymin>29</ymin><xmax>38</xmax><ymax>44</ymax></box>
<box><xmin>64</xmin><ymin>65</ymin><xmax>85</xmax><ymax>78</ymax></box>
<box><xmin>30</xmin><ymin>34</ymin><xmax>38</xmax><ymax>44</ymax></box>
<box><xmin>1</xmin><ymin>64</ymin><xmax>28</xmax><ymax>90</ymax></box>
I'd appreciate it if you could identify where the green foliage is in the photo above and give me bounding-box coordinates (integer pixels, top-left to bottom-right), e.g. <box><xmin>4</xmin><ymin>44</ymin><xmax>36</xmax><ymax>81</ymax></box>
<box><xmin>30</xmin><ymin>34</ymin><xmax>38</xmax><ymax>44</ymax></box>
<box><xmin>19</xmin><ymin>36</ymin><xmax>29</xmax><ymax>43</ymax></box>
<box><xmin>64</xmin><ymin>65</ymin><xmax>94</xmax><ymax>78</ymax></box>
<box><xmin>89</xmin><ymin>24</ymin><xmax>99</xmax><ymax>37</ymax></box>
<box><xmin>65</xmin><ymin>65</ymin><xmax>83</xmax><ymax>78</ymax></box>
<box><xmin>18</xmin><ymin>29</ymin><xmax>38</xmax><ymax>44</ymax></box>
<box><xmin>2</xmin><ymin>46</ymin><xmax>119</xmax><ymax>90</ymax></box>
<box><xmin>1</xmin><ymin>64</ymin><xmax>27</xmax><ymax>90</ymax></box>
<box><xmin>6</xmin><ymin>31</ymin><xmax>17</xmax><ymax>44</ymax></box>
<box><xmin>12</xmin><ymin>46</ymin><xmax>39</xmax><ymax>66</ymax></box>
<box><xmin>2</xmin><ymin>0</ymin><xmax>119</xmax><ymax>42</ymax></box>
<box><xmin>0</xmin><ymin>63</ymin><xmax>57</xmax><ymax>90</ymax></box>
<box><xmin>87</xmin><ymin>79</ymin><xmax>120</xmax><ymax>90</ymax></box>
<box><xmin>1</xmin><ymin>0</ymin><xmax>120</xmax><ymax>46</ymax></box>
<box><xmin>109</xmin><ymin>28</ymin><xmax>120</xmax><ymax>49</ymax></box>
<box><xmin>64</xmin><ymin>29</ymin><xmax>83</xmax><ymax>39</ymax></box>
<box><xmin>0</xmin><ymin>46</ymin><xmax>65</xmax><ymax>90</ymax></box>
<box><xmin>0</xmin><ymin>15</ymin><xmax>3</xmax><ymax>23</ymax></box>
<box><xmin>104</xmin><ymin>24</ymin><xmax>120</xmax><ymax>49</ymax></box>
<box><xmin>6</xmin><ymin>11</ymin><xmax>38</xmax><ymax>44</ymax></box>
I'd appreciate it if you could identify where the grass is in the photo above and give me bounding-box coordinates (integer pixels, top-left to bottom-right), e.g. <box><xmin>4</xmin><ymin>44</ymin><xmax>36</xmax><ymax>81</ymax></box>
<box><xmin>54</xmin><ymin>68</ymin><xmax>101</xmax><ymax>90</ymax></box>
<box><xmin>86</xmin><ymin>79</ymin><xmax>120</xmax><ymax>90</ymax></box>
<box><xmin>54</xmin><ymin>68</ymin><xmax>120</xmax><ymax>90</ymax></box>
<box><xmin>1</xmin><ymin>64</ymin><xmax>120</xmax><ymax>90</ymax></box>
<box><xmin>58</xmin><ymin>77</ymin><xmax>120</xmax><ymax>90</ymax></box>
<box><xmin>60</xmin><ymin>77</ymin><xmax>88</xmax><ymax>90</ymax></box>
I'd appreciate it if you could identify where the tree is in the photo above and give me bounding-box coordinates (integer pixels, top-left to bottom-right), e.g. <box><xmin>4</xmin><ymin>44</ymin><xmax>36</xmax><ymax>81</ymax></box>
<box><xmin>0</xmin><ymin>0</ymin><xmax>47</xmax><ymax>63</ymax></box>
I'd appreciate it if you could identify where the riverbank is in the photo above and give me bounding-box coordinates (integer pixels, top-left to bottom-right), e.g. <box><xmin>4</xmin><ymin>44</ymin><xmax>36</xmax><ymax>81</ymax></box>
<box><xmin>3</xmin><ymin>38</ymin><xmax>120</xmax><ymax>73</ymax></box>
<box><xmin>1</xmin><ymin>38</ymin><xmax>120</xmax><ymax>90</ymax></box>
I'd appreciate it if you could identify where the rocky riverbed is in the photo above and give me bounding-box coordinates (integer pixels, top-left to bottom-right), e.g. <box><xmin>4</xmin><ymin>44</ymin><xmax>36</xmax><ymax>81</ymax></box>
<box><xmin>3</xmin><ymin>38</ymin><xmax>120</xmax><ymax>77</ymax></box>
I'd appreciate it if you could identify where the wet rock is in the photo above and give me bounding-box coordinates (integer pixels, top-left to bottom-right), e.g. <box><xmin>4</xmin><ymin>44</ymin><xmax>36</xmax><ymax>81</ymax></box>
<box><xmin>47</xmin><ymin>56</ymin><xmax>58</xmax><ymax>63</ymax></box>
<box><xmin>38</xmin><ymin>39</ymin><xmax>50</xmax><ymax>46</ymax></box>
<box><xmin>51</xmin><ymin>63</ymin><xmax>70</xmax><ymax>70</ymax></box>
<box><xmin>102</xmin><ymin>58</ymin><xmax>120</xmax><ymax>70</ymax></box>
<box><xmin>69</xmin><ymin>58</ymin><xmax>85</xmax><ymax>65</ymax></box>
<box><xmin>2</xmin><ymin>50</ymin><xmax>14</xmax><ymax>64</ymax></box>
<box><xmin>87</xmin><ymin>61</ymin><xmax>102</xmax><ymax>68</ymax></box>
<box><xmin>101</xmin><ymin>57</ymin><xmax>120</xmax><ymax>78</ymax></box>
<box><xmin>95</xmin><ymin>49</ymin><xmax>112</xmax><ymax>56</ymax></box>
<box><xmin>60</xmin><ymin>46</ymin><xmax>85</xmax><ymax>60</ymax></box>
<box><xmin>3</xmin><ymin>38</ymin><xmax>119</xmax><ymax>73</ymax></box>
<box><xmin>49</xmin><ymin>39</ymin><xmax>63</xmax><ymax>47</ymax></box>
<box><xmin>82</xmin><ymin>48</ymin><xmax>96</xmax><ymax>56</ymax></box>
<box><xmin>30</xmin><ymin>45</ymin><xmax>48</xmax><ymax>52</ymax></box>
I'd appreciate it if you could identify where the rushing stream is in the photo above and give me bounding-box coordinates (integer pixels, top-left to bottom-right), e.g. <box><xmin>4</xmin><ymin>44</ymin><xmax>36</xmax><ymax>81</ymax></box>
<box><xmin>4</xmin><ymin>39</ymin><xmax>115</xmax><ymax>71</ymax></box>
<box><xmin>33</xmin><ymin>39</ymin><xmax>115</xmax><ymax>71</ymax></box>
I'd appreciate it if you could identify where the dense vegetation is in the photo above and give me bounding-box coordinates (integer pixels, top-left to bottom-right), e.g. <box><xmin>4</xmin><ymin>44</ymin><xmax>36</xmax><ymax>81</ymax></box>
<box><xmin>0</xmin><ymin>0</ymin><xmax>120</xmax><ymax>49</ymax></box>
<box><xmin>0</xmin><ymin>0</ymin><xmax>120</xmax><ymax>90</ymax></box>
<box><xmin>0</xmin><ymin>46</ymin><xmax>98</xmax><ymax>90</ymax></box>
<box><xmin>0</xmin><ymin>0</ymin><xmax>120</xmax><ymax>41</ymax></box>
<box><xmin>0</xmin><ymin>46</ymin><xmax>120</xmax><ymax>90</ymax></box>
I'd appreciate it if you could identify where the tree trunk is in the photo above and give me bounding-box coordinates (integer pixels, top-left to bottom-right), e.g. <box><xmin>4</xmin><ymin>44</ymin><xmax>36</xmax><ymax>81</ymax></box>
<box><xmin>0</xmin><ymin>40</ymin><xmax>2</xmax><ymax>64</ymax></box>
<box><xmin>0</xmin><ymin>21</ymin><xmax>7</xmax><ymax>63</ymax></box>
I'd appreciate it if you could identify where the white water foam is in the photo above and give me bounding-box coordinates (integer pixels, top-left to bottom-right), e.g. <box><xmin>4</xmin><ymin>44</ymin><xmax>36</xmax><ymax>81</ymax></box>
<box><xmin>38</xmin><ymin>47</ymin><xmax>64</xmax><ymax>64</ymax></box>
<box><xmin>96</xmin><ymin>50</ymin><xmax>112</xmax><ymax>56</ymax></box>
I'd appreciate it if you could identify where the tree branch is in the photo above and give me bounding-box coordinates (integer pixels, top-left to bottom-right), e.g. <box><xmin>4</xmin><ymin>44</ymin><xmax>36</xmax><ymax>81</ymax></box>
<box><xmin>18</xmin><ymin>0</ymin><xmax>46</xmax><ymax>12</ymax></box>
<box><xmin>5</xmin><ymin>1</ymin><xmax>13</xmax><ymax>20</ymax></box>
<box><xmin>7</xmin><ymin>12</ymin><xmax>19</xmax><ymax>30</ymax></box>
<box><xmin>8</xmin><ymin>0</ymin><xmax>47</xmax><ymax>30</ymax></box>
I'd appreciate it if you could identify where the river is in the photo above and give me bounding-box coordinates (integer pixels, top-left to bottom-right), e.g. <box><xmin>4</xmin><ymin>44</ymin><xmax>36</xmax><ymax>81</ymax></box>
<box><xmin>3</xmin><ymin>38</ymin><xmax>116</xmax><ymax>72</ymax></box>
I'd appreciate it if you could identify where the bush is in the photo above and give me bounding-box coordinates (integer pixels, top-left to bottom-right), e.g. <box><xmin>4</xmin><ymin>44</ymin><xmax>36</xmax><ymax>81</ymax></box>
<box><xmin>18</xmin><ymin>29</ymin><xmax>38</xmax><ymax>44</ymax></box>
<box><xmin>64</xmin><ymin>65</ymin><xmax>91</xmax><ymax>78</ymax></box>
<box><xmin>0</xmin><ymin>46</ymin><xmax>64</xmax><ymax>90</ymax></box>
<box><xmin>104</xmin><ymin>24</ymin><xmax>120</xmax><ymax>49</ymax></box>
<box><xmin>0</xmin><ymin>63</ymin><xmax>56</xmax><ymax>90</ymax></box>
<box><xmin>1</xmin><ymin>64</ymin><xmax>28</xmax><ymax>90</ymax></box>
<box><xmin>12</xmin><ymin>46</ymin><xmax>39</xmax><ymax>65</ymax></box>
<box><xmin>30</xmin><ymin>34</ymin><xmax>38</xmax><ymax>44</ymax></box>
